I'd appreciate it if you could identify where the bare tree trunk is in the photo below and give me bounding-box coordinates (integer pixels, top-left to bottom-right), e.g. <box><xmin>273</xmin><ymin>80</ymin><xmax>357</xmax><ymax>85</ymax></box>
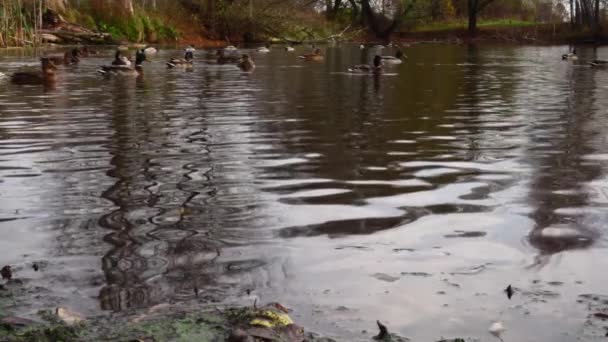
<box><xmin>570</xmin><ymin>0</ymin><xmax>574</xmax><ymax>25</ymax></box>
<box><xmin>468</xmin><ymin>0</ymin><xmax>478</xmax><ymax>36</ymax></box>
<box><xmin>326</xmin><ymin>0</ymin><xmax>343</xmax><ymax>20</ymax></box>
<box><xmin>120</xmin><ymin>0</ymin><xmax>134</xmax><ymax>16</ymax></box>
<box><xmin>347</xmin><ymin>0</ymin><xmax>360</xmax><ymax>23</ymax></box>
<box><xmin>594</xmin><ymin>0</ymin><xmax>600</xmax><ymax>31</ymax></box>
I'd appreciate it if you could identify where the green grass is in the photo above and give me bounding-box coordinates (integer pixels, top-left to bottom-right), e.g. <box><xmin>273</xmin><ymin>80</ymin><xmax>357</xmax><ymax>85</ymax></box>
<box><xmin>478</xmin><ymin>19</ymin><xmax>538</xmax><ymax>27</ymax></box>
<box><xmin>95</xmin><ymin>12</ymin><xmax>180</xmax><ymax>43</ymax></box>
<box><xmin>412</xmin><ymin>19</ymin><xmax>538</xmax><ymax>32</ymax></box>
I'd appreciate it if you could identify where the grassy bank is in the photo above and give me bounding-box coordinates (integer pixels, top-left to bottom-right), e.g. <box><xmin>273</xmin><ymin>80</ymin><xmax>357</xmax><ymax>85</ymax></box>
<box><xmin>0</xmin><ymin>1</ymin><xmax>197</xmax><ymax>47</ymax></box>
<box><xmin>397</xmin><ymin>21</ymin><xmax>608</xmax><ymax>44</ymax></box>
<box><xmin>411</xmin><ymin>19</ymin><xmax>538</xmax><ymax>32</ymax></box>
<box><xmin>0</xmin><ymin>0</ymin><xmax>44</xmax><ymax>47</ymax></box>
<box><xmin>0</xmin><ymin>1</ymin><xmax>342</xmax><ymax>47</ymax></box>
<box><xmin>64</xmin><ymin>10</ymin><xmax>180</xmax><ymax>43</ymax></box>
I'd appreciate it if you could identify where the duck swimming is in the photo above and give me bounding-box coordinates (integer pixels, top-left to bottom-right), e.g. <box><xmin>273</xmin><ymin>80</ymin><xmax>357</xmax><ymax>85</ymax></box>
<box><xmin>217</xmin><ymin>50</ymin><xmax>241</xmax><ymax>64</ymax></box>
<box><xmin>65</xmin><ymin>49</ymin><xmax>81</xmax><ymax>65</ymax></box>
<box><xmin>112</xmin><ymin>51</ymin><xmax>132</xmax><ymax>66</ymax></box>
<box><xmin>590</xmin><ymin>59</ymin><xmax>608</xmax><ymax>68</ymax></box>
<box><xmin>285</xmin><ymin>46</ymin><xmax>295</xmax><ymax>52</ymax></box>
<box><xmin>143</xmin><ymin>46</ymin><xmax>158</xmax><ymax>55</ymax></box>
<box><xmin>11</xmin><ymin>58</ymin><xmax>58</xmax><ymax>85</ymax></box>
<box><xmin>48</xmin><ymin>49</ymin><xmax>80</xmax><ymax>65</ymax></box>
<box><xmin>348</xmin><ymin>55</ymin><xmax>382</xmax><ymax>74</ymax></box>
<box><xmin>79</xmin><ymin>46</ymin><xmax>98</xmax><ymax>57</ymax></box>
<box><xmin>98</xmin><ymin>49</ymin><xmax>146</xmax><ymax>77</ymax></box>
<box><xmin>237</xmin><ymin>54</ymin><xmax>255</xmax><ymax>72</ymax></box>
<box><xmin>1</xmin><ymin>265</ymin><xmax>11</xmax><ymax>280</ymax></box>
<box><xmin>257</xmin><ymin>45</ymin><xmax>270</xmax><ymax>53</ymax></box>
<box><xmin>299</xmin><ymin>48</ymin><xmax>324</xmax><ymax>62</ymax></box>
<box><xmin>167</xmin><ymin>50</ymin><xmax>194</xmax><ymax>68</ymax></box>
<box><xmin>381</xmin><ymin>50</ymin><xmax>405</xmax><ymax>65</ymax></box>
<box><xmin>562</xmin><ymin>48</ymin><xmax>578</xmax><ymax>60</ymax></box>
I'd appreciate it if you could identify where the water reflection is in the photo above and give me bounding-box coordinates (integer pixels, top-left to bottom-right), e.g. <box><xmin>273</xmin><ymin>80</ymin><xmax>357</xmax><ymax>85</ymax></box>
<box><xmin>0</xmin><ymin>45</ymin><xmax>608</xmax><ymax>338</ymax></box>
<box><xmin>526</xmin><ymin>50</ymin><xmax>604</xmax><ymax>257</ymax></box>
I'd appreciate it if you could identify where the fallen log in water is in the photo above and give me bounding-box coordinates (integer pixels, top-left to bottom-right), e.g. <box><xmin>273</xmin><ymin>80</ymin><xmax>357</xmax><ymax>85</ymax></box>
<box><xmin>37</xmin><ymin>9</ymin><xmax>113</xmax><ymax>45</ymax></box>
<box><xmin>38</xmin><ymin>29</ymin><xmax>112</xmax><ymax>44</ymax></box>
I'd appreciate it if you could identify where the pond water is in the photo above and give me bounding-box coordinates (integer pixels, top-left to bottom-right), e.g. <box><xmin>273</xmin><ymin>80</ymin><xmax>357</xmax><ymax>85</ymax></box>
<box><xmin>1</xmin><ymin>43</ymin><xmax>608</xmax><ymax>341</ymax></box>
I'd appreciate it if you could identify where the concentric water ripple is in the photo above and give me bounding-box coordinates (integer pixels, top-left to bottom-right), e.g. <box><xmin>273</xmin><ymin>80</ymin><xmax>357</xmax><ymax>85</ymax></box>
<box><xmin>1</xmin><ymin>44</ymin><xmax>608</xmax><ymax>341</ymax></box>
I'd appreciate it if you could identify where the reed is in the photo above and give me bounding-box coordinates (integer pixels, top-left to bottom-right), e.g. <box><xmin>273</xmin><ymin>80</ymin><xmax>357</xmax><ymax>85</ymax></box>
<box><xmin>0</xmin><ymin>0</ymin><xmax>44</xmax><ymax>47</ymax></box>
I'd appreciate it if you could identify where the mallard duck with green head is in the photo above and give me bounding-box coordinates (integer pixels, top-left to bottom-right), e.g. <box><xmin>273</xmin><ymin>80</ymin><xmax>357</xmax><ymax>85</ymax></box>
<box><xmin>349</xmin><ymin>55</ymin><xmax>382</xmax><ymax>74</ymax></box>
<box><xmin>98</xmin><ymin>49</ymin><xmax>146</xmax><ymax>77</ymax></box>
<box><xmin>167</xmin><ymin>49</ymin><xmax>194</xmax><ymax>68</ymax></box>
<box><xmin>562</xmin><ymin>48</ymin><xmax>578</xmax><ymax>60</ymax></box>
<box><xmin>111</xmin><ymin>50</ymin><xmax>132</xmax><ymax>66</ymax></box>
<box><xmin>381</xmin><ymin>50</ymin><xmax>405</xmax><ymax>64</ymax></box>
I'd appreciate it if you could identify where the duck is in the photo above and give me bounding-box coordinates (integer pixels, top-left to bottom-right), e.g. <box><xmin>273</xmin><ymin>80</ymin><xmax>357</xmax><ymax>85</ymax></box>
<box><xmin>111</xmin><ymin>50</ymin><xmax>132</xmax><ymax>66</ymax></box>
<box><xmin>257</xmin><ymin>45</ymin><xmax>270</xmax><ymax>53</ymax></box>
<box><xmin>11</xmin><ymin>58</ymin><xmax>58</xmax><ymax>85</ymax></box>
<box><xmin>167</xmin><ymin>49</ymin><xmax>194</xmax><ymax>68</ymax></box>
<box><xmin>98</xmin><ymin>49</ymin><xmax>146</xmax><ymax>77</ymax></box>
<box><xmin>47</xmin><ymin>48</ymin><xmax>80</xmax><ymax>65</ymax></box>
<box><xmin>143</xmin><ymin>46</ymin><xmax>158</xmax><ymax>55</ymax></box>
<box><xmin>79</xmin><ymin>46</ymin><xmax>98</xmax><ymax>57</ymax></box>
<box><xmin>237</xmin><ymin>54</ymin><xmax>255</xmax><ymax>72</ymax></box>
<box><xmin>562</xmin><ymin>48</ymin><xmax>578</xmax><ymax>60</ymax></box>
<box><xmin>381</xmin><ymin>50</ymin><xmax>405</xmax><ymax>65</ymax></box>
<box><xmin>47</xmin><ymin>53</ymin><xmax>65</xmax><ymax>65</ymax></box>
<box><xmin>65</xmin><ymin>48</ymin><xmax>81</xmax><ymax>65</ymax></box>
<box><xmin>360</xmin><ymin>44</ymin><xmax>365</xmax><ymax>49</ymax></box>
<box><xmin>217</xmin><ymin>50</ymin><xmax>241</xmax><ymax>64</ymax></box>
<box><xmin>348</xmin><ymin>55</ymin><xmax>382</xmax><ymax>74</ymax></box>
<box><xmin>298</xmin><ymin>48</ymin><xmax>324</xmax><ymax>62</ymax></box>
<box><xmin>1</xmin><ymin>265</ymin><xmax>12</xmax><ymax>280</ymax></box>
<box><xmin>590</xmin><ymin>59</ymin><xmax>608</xmax><ymax>68</ymax></box>
<box><xmin>285</xmin><ymin>45</ymin><xmax>295</xmax><ymax>52</ymax></box>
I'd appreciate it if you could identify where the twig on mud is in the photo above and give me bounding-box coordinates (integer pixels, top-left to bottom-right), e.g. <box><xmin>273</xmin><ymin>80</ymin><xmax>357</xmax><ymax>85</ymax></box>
<box><xmin>374</xmin><ymin>320</ymin><xmax>389</xmax><ymax>340</ymax></box>
<box><xmin>324</xmin><ymin>24</ymin><xmax>352</xmax><ymax>41</ymax></box>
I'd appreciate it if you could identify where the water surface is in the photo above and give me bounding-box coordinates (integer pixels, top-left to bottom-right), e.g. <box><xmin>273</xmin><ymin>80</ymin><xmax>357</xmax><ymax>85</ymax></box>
<box><xmin>1</xmin><ymin>44</ymin><xmax>608</xmax><ymax>341</ymax></box>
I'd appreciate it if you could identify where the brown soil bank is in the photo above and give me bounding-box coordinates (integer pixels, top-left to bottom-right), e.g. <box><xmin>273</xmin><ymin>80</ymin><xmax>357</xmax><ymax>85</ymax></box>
<box><xmin>394</xmin><ymin>24</ymin><xmax>608</xmax><ymax>45</ymax></box>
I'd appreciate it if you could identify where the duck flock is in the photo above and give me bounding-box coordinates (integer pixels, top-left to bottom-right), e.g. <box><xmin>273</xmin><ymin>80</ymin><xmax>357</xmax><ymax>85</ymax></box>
<box><xmin>4</xmin><ymin>43</ymin><xmax>408</xmax><ymax>86</ymax></box>
<box><xmin>3</xmin><ymin>43</ymin><xmax>607</xmax><ymax>86</ymax></box>
<box><xmin>561</xmin><ymin>47</ymin><xmax>608</xmax><ymax>67</ymax></box>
